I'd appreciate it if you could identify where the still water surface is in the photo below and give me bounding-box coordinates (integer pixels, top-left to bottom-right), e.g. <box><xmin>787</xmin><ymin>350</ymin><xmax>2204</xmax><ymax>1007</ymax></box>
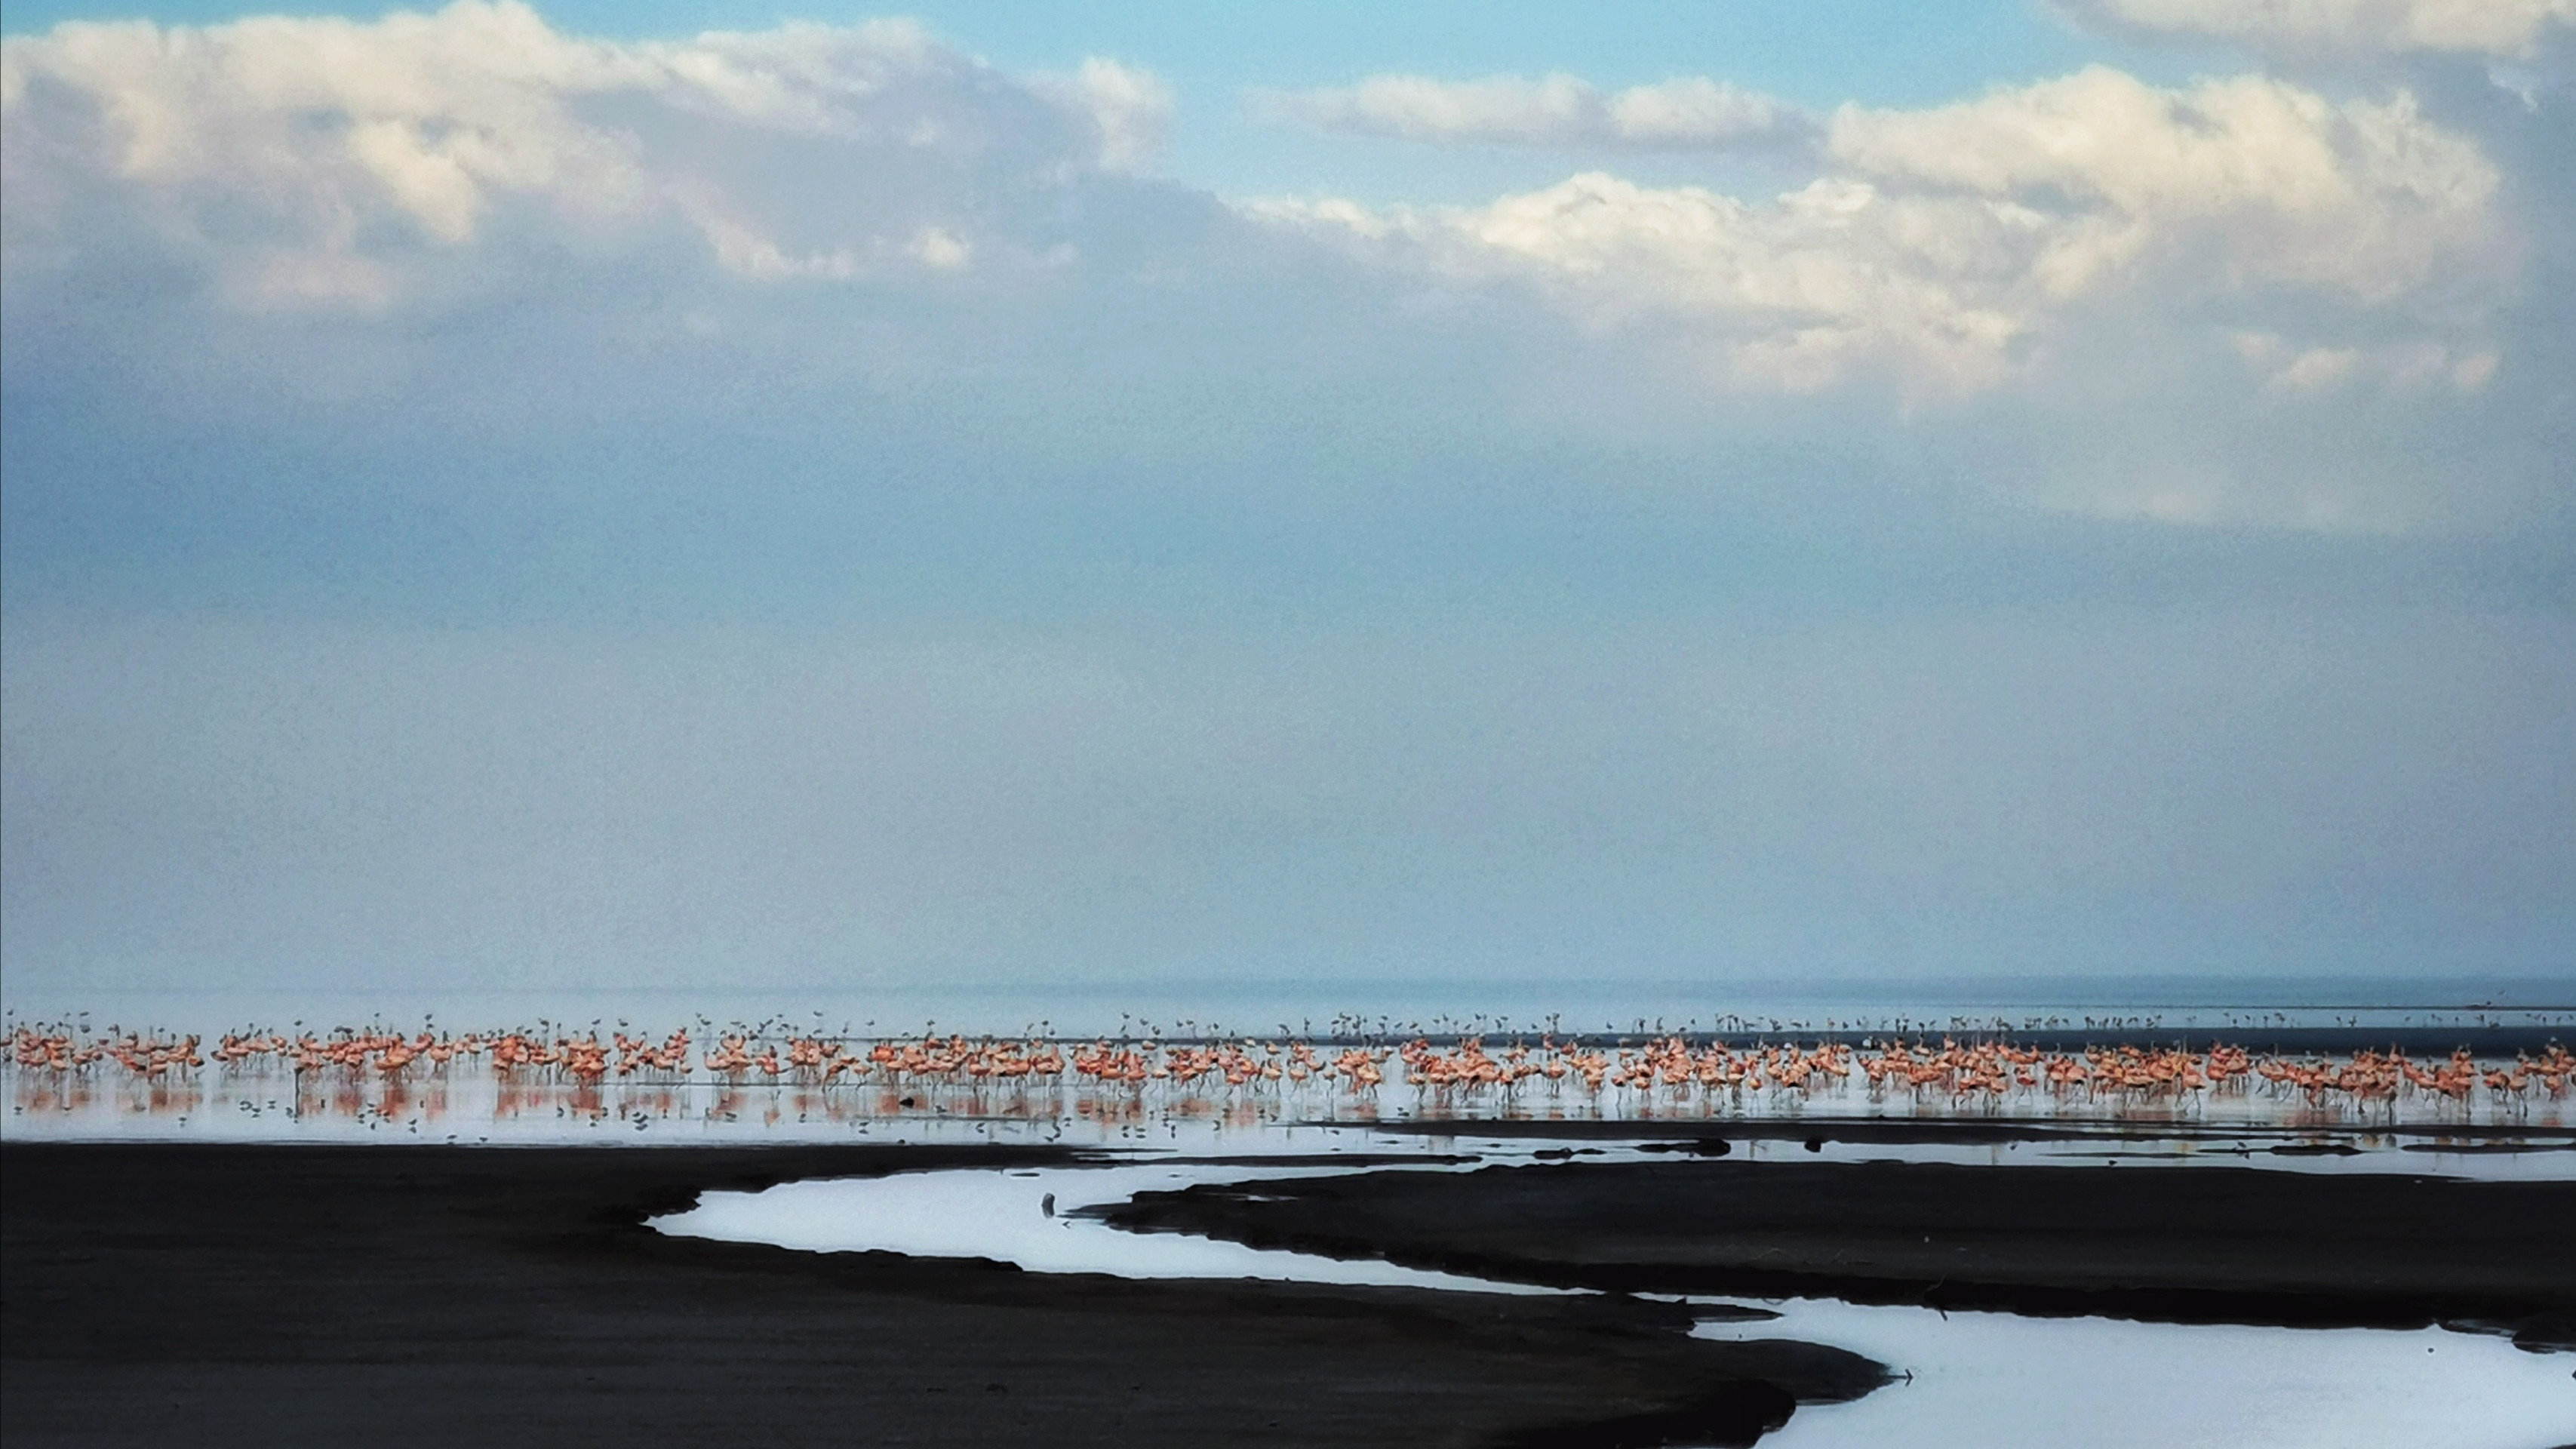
<box><xmin>660</xmin><ymin>1146</ymin><xmax>2576</xmax><ymax>1448</ymax></box>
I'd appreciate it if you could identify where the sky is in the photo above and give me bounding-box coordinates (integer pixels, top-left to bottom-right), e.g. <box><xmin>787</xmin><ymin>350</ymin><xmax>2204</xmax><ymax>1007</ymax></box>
<box><xmin>2</xmin><ymin>0</ymin><xmax>2570</xmax><ymax>1010</ymax></box>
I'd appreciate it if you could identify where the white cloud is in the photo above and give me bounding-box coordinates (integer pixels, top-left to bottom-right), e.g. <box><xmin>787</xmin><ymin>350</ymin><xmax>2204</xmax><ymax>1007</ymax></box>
<box><xmin>2066</xmin><ymin>0</ymin><xmax>2576</xmax><ymax>59</ymax></box>
<box><xmin>0</xmin><ymin>13</ymin><xmax>2550</xmax><ymax>537</ymax></box>
<box><xmin>684</xmin><ymin>199</ymin><xmax>862</xmax><ymax>280</ymax></box>
<box><xmin>1610</xmin><ymin>77</ymin><xmax>1803</xmax><ymax>145</ymax></box>
<box><xmin>1256</xmin><ymin>66</ymin><xmax>2506</xmax><ymax>401</ymax></box>
<box><xmin>1827</xmin><ymin>67</ymin><xmax>2502</xmax><ymax>304</ymax></box>
<box><xmin>907</xmin><ymin>223</ymin><xmax>971</xmax><ymax>269</ymax></box>
<box><xmin>1036</xmin><ymin>57</ymin><xmax>1173</xmax><ymax>173</ymax></box>
<box><xmin>0</xmin><ymin>2</ymin><xmax>1165</xmax><ymax>307</ymax></box>
<box><xmin>1257</xmin><ymin>71</ymin><xmax>1810</xmax><ymax>150</ymax></box>
<box><xmin>2230</xmin><ymin>331</ymin><xmax>2499</xmax><ymax>394</ymax></box>
<box><xmin>1256</xmin><ymin>174</ymin><xmax>2043</xmax><ymax>396</ymax></box>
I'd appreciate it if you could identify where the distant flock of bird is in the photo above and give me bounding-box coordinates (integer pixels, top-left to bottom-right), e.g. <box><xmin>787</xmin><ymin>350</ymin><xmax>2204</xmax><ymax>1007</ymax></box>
<box><xmin>9</xmin><ymin>1022</ymin><xmax>2569</xmax><ymax>1113</ymax></box>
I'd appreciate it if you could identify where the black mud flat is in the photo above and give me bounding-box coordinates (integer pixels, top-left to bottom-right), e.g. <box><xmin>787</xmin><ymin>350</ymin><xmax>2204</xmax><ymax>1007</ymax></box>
<box><xmin>1101</xmin><ymin>1157</ymin><xmax>2576</xmax><ymax>1346</ymax></box>
<box><xmin>2</xmin><ymin>1143</ymin><xmax>1880</xmax><ymax>1449</ymax></box>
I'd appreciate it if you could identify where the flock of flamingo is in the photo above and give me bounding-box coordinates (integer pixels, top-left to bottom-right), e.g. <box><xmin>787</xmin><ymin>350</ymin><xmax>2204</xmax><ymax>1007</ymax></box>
<box><xmin>8</xmin><ymin>1020</ymin><xmax>2570</xmax><ymax>1118</ymax></box>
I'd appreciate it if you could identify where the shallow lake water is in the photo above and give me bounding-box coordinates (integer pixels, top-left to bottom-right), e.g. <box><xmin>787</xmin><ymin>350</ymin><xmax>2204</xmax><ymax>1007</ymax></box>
<box><xmin>660</xmin><ymin>1160</ymin><xmax>1572</xmax><ymax>1294</ymax></box>
<box><xmin>659</xmin><ymin>1151</ymin><xmax>2576</xmax><ymax>1447</ymax></box>
<box><xmin>14</xmin><ymin>1059</ymin><xmax>2574</xmax><ymax>1193</ymax></box>
<box><xmin>1697</xmin><ymin>1298</ymin><xmax>2575</xmax><ymax>1448</ymax></box>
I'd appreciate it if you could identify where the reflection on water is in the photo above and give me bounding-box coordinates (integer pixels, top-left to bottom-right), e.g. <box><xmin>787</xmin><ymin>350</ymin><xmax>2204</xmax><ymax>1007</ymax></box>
<box><xmin>14</xmin><ymin>1064</ymin><xmax>2576</xmax><ymax>1156</ymax></box>
<box><xmin>23</xmin><ymin>1048</ymin><xmax>2575</xmax><ymax>1186</ymax></box>
<box><xmin>10</xmin><ymin>1034</ymin><xmax>2576</xmax><ymax>1177</ymax></box>
<box><xmin>11</xmin><ymin>1009</ymin><xmax>2573</xmax><ymax>1151</ymax></box>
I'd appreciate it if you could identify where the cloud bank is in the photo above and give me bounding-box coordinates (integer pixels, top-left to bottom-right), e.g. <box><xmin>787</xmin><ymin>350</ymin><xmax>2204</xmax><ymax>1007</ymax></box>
<box><xmin>1258</xmin><ymin>68</ymin><xmax>2506</xmax><ymax>403</ymax></box>
<box><xmin>2</xmin><ymin>3</ymin><xmax>2563</xmax><ymax>536</ymax></box>
<box><xmin>0</xmin><ymin>2</ymin><xmax>1165</xmax><ymax>309</ymax></box>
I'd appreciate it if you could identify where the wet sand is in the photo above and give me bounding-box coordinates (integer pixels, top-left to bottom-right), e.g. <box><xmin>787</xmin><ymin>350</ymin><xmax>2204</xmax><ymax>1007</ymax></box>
<box><xmin>1</xmin><ymin>1143</ymin><xmax>1877</xmax><ymax>1448</ymax></box>
<box><xmin>1099</xmin><ymin>1158</ymin><xmax>2576</xmax><ymax>1348</ymax></box>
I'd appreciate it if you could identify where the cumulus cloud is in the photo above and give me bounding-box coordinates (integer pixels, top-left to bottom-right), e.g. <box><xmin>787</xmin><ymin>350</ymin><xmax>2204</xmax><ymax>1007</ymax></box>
<box><xmin>0</xmin><ymin>10</ymin><xmax>2554</xmax><ymax>535</ymax></box>
<box><xmin>1254</xmin><ymin>66</ymin><xmax>2507</xmax><ymax>401</ymax></box>
<box><xmin>1035</xmin><ymin>56</ymin><xmax>1172</xmax><ymax>172</ymax></box>
<box><xmin>0</xmin><ymin>2</ymin><xmax>1164</xmax><ymax>309</ymax></box>
<box><xmin>2064</xmin><ymin>0</ymin><xmax>2576</xmax><ymax>59</ymax></box>
<box><xmin>1827</xmin><ymin>69</ymin><xmax>2501</xmax><ymax>303</ymax></box>
<box><xmin>1256</xmin><ymin>71</ymin><xmax>1812</xmax><ymax>151</ymax></box>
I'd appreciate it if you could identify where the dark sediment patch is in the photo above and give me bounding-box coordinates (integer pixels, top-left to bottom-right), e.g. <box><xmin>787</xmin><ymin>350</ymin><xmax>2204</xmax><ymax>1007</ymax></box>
<box><xmin>1098</xmin><ymin>1158</ymin><xmax>2576</xmax><ymax>1341</ymax></box>
<box><xmin>0</xmin><ymin>1143</ymin><xmax>1878</xmax><ymax>1448</ymax></box>
<box><xmin>1488</xmin><ymin>1380</ymin><xmax>1796</xmax><ymax>1449</ymax></box>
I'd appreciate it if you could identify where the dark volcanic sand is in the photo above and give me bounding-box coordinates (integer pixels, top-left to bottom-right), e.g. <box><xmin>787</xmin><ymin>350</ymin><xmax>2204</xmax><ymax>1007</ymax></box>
<box><xmin>1</xmin><ymin>1143</ymin><xmax>1879</xmax><ymax>1449</ymax></box>
<box><xmin>1099</xmin><ymin>1158</ymin><xmax>2576</xmax><ymax>1349</ymax></box>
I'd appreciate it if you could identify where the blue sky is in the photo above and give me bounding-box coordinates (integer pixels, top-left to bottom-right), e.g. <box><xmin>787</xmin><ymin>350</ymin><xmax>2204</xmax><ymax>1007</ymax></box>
<box><xmin>2</xmin><ymin>1</ymin><xmax>2568</xmax><ymax>1005</ymax></box>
